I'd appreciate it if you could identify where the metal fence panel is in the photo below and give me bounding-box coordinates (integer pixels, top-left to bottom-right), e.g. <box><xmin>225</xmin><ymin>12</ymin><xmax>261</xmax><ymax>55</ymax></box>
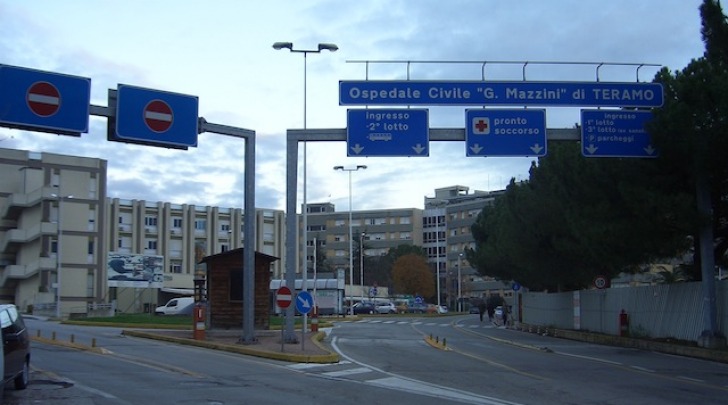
<box><xmin>521</xmin><ymin>280</ymin><xmax>727</xmax><ymax>342</ymax></box>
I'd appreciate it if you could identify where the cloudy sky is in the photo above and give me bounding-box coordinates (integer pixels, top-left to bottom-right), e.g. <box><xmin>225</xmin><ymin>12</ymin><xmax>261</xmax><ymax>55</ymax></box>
<box><xmin>0</xmin><ymin>0</ymin><xmax>706</xmax><ymax>212</ymax></box>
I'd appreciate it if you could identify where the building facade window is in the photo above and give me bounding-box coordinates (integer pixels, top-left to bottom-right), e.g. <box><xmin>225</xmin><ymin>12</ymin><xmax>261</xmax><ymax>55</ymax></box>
<box><xmin>144</xmin><ymin>217</ymin><xmax>158</xmax><ymax>226</ymax></box>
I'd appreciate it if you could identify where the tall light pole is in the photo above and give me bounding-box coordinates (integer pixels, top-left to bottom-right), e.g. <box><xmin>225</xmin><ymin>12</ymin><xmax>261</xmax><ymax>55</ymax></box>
<box><xmin>273</xmin><ymin>42</ymin><xmax>338</xmax><ymax>294</ymax></box>
<box><xmin>360</xmin><ymin>231</ymin><xmax>366</xmax><ymax>303</ymax></box>
<box><xmin>52</xmin><ymin>192</ymin><xmax>73</xmax><ymax>319</ymax></box>
<box><xmin>334</xmin><ymin>165</ymin><xmax>367</xmax><ymax>315</ymax></box>
<box><xmin>458</xmin><ymin>253</ymin><xmax>463</xmax><ymax>312</ymax></box>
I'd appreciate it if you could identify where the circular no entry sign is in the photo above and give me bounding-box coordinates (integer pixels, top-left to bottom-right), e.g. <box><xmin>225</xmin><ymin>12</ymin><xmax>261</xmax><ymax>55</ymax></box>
<box><xmin>144</xmin><ymin>99</ymin><xmax>173</xmax><ymax>132</ymax></box>
<box><xmin>27</xmin><ymin>81</ymin><xmax>60</xmax><ymax>117</ymax></box>
<box><xmin>276</xmin><ymin>286</ymin><xmax>292</xmax><ymax>309</ymax></box>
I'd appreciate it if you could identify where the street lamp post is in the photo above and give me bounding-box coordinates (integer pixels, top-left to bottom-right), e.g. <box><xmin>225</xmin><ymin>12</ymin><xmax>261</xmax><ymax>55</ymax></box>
<box><xmin>360</xmin><ymin>231</ymin><xmax>366</xmax><ymax>303</ymax></box>
<box><xmin>458</xmin><ymin>253</ymin><xmax>463</xmax><ymax>312</ymax></box>
<box><xmin>334</xmin><ymin>165</ymin><xmax>367</xmax><ymax>315</ymax></box>
<box><xmin>273</xmin><ymin>42</ymin><xmax>338</xmax><ymax>295</ymax></box>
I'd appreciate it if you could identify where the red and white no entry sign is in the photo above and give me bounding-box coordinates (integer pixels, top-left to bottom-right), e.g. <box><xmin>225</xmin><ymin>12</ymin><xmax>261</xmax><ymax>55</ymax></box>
<box><xmin>26</xmin><ymin>81</ymin><xmax>60</xmax><ymax>117</ymax></box>
<box><xmin>144</xmin><ymin>99</ymin><xmax>173</xmax><ymax>132</ymax></box>
<box><xmin>276</xmin><ymin>286</ymin><xmax>292</xmax><ymax>309</ymax></box>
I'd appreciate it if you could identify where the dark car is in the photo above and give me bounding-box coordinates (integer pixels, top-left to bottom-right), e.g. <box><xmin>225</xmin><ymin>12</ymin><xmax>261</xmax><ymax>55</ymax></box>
<box><xmin>0</xmin><ymin>304</ymin><xmax>30</xmax><ymax>395</ymax></box>
<box><xmin>352</xmin><ymin>302</ymin><xmax>376</xmax><ymax>315</ymax></box>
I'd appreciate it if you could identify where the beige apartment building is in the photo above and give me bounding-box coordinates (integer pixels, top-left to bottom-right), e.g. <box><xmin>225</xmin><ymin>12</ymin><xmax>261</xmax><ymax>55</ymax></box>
<box><xmin>0</xmin><ymin>148</ymin><xmax>285</xmax><ymax>318</ymax></box>
<box><xmin>0</xmin><ymin>148</ymin><xmax>107</xmax><ymax>316</ymax></box>
<box><xmin>303</xmin><ymin>202</ymin><xmax>424</xmax><ymax>274</ymax></box>
<box><xmin>0</xmin><ymin>147</ymin><xmax>501</xmax><ymax>317</ymax></box>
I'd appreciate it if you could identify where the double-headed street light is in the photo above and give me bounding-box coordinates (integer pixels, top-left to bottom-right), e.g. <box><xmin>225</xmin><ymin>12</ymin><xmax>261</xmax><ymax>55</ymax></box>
<box><xmin>334</xmin><ymin>165</ymin><xmax>367</xmax><ymax>315</ymax></box>
<box><xmin>273</xmin><ymin>41</ymin><xmax>338</xmax><ymax>293</ymax></box>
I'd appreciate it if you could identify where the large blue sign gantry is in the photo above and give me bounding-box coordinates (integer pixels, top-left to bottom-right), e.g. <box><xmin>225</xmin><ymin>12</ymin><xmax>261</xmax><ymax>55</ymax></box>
<box><xmin>0</xmin><ymin>65</ymin><xmax>91</xmax><ymax>135</ymax></box>
<box><xmin>581</xmin><ymin>110</ymin><xmax>657</xmax><ymax>158</ymax></box>
<box><xmin>347</xmin><ymin>108</ymin><xmax>429</xmax><ymax>157</ymax></box>
<box><xmin>340</xmin><ymin>81</ymin><xmax>663</xmax><ymax>108</ymax></box>
<box><xmin>112</xmin><ymin>84</ymin><xmax>199</xmax><ymax>149</ymax></box>
<box><xmin>466</xmin><ymin>109</ymin><xmax>547</xmax><ymax>157</ymax></box>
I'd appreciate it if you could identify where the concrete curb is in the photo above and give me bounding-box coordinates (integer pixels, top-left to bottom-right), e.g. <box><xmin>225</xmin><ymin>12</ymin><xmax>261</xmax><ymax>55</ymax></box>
<box><xmin>516</xmin><ymin>323</ymin><xmax>728</xmax><ymax>364</ymax></box>
<box><xmin>32</xmin><ymin>336</ymin><xmax>109</xmax><ymax>355</ymax></box>
<box><xmin>121</xmin><ymin>329</ymin><xmax>340</xmax><ymax>364</ymax></box>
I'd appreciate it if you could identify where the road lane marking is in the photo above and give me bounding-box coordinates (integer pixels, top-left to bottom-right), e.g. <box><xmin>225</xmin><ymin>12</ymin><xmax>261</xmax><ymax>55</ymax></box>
<box><xmin>330</xmin><ymin>336</ymin><xmax>524</xmax><ymax>404</ymax></box>
<box><xmin>323</xmin><ymin>367</ymin><xmax>373</xmax><ymax>377</ymax></box>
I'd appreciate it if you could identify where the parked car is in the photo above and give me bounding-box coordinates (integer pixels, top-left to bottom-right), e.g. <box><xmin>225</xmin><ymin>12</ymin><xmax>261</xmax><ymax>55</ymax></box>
<box><xmin>469</xmin><ymin>306</ymin><xmax>480</xmax><ymax>314</ymax></box>
<box><xmin>352</xmin><ymin>302</ymin><xmax>376</xmax><ymax>315</ymax></box>
<box><xmin>155</xmin><ymin>297</ymin><xmax>194</xmax><ymax>315</ymax></box>
<box><xmin>394</xmin><ymin>301</ymin><xmax>409</xmax><ymax>314</ymax></box>
<box><xmin>406</xmin><ymin>302</ymin><xmax>428</xmax><ymax>314</ymax></box>
<box><xmin>437</xmin><ymin>305</ymin><xmax>449</xmax><ymax>314</ymax></box>
<box><xmin>375</xmin><ymin>302</ymin><xmax>396</xmax><ymax>314</ymax></box>
<box><xmin>0</xmin><ymin>304</ymin><xmax>30</xmax><ymax>395</ymax></box>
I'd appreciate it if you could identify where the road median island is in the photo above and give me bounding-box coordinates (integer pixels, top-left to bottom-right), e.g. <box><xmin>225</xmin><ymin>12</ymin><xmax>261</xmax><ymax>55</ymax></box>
<box><xmin>122</xmin><ymin>329</ymin><xmax>340</xmax><ymax>364</ymax></box>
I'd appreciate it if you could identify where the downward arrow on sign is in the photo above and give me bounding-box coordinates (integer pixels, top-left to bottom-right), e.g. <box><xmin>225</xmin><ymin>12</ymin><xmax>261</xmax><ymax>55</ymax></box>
<box><xmin>297</xmin><ymin>295</ymin><xmax>311</xmax><ymax>308</ymax></box>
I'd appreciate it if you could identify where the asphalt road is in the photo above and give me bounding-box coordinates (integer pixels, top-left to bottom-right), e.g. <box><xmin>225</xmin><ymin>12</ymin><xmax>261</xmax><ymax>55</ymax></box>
<box><xmin>5</xmin><ymin>315</ymin><xmax>728</xmax><ymax>404</ymax></box>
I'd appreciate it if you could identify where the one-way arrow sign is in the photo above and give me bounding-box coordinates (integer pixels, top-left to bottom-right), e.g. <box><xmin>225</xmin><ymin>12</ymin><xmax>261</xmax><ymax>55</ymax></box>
<box><xmin>347</xmin><ymin>108</ymin><xmax>429</xmax><ymax>157</ymax></box>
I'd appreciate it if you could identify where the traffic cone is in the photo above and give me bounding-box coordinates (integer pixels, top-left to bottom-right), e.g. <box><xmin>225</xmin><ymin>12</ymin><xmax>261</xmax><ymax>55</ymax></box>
<box><xmin>311</xmin><ymin>306</ymin><xmax>319</xmax><ymax>332</ymax></box>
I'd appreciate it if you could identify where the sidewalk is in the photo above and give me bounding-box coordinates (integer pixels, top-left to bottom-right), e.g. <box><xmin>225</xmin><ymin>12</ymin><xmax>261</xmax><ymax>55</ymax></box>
<box><xmin>483</xmin><ymin>322</ymin><xmax>728</xmax><ymax>364</ymax></box>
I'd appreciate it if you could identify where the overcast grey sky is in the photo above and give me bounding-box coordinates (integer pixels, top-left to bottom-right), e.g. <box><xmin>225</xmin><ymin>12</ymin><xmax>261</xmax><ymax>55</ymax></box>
<box><xmin>0</xmin><ymin>0</ymin><xmax>706</xmax><ymax>212</ymax></box>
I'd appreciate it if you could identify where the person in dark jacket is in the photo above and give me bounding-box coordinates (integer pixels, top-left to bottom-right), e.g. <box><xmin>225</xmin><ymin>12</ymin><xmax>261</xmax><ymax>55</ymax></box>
<box><xmin>477</xmin><ymin>300</ymin><xmax>486</xmax><ymax>322</ymax></box>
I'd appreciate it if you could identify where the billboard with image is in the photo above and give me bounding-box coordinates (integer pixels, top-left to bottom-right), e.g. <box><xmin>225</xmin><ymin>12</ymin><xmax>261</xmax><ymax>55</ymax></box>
<box><xmin>107</xmin><ymin>252</ymin><xmax>164</xmax><ymax>288</ymax></box>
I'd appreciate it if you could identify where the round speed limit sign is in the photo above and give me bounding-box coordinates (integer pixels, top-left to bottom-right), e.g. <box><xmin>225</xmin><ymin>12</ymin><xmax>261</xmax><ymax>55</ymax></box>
<box><xmin>594</xmin><ymin>275</ymin><xmax>608</xmax><ymax>289</ymax></box>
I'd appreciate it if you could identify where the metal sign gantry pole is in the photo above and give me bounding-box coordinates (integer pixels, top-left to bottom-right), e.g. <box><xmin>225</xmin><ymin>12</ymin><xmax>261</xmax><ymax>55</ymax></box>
<box><xmin>283</xmin><ymin>127</ymin><xmax>579</xmax><ymax>341</ymax></box>
<box><xmin>90</xmin><ymin>105</ymin><xmax>258</xmax><ymax>345</ymax></box>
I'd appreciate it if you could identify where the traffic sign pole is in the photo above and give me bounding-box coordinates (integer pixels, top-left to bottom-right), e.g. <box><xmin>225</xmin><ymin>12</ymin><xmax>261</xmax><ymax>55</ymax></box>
<box><xmin>276</xmin><ymin>286</ymin><xmax>292</xmax><ymax>352</ymax></box>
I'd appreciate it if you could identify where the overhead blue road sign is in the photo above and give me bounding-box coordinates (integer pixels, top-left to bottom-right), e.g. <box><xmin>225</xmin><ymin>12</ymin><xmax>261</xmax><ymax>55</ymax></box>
<box><xmin>340</xmin><ymin>81</ymin><xmax>663</xmax><ymax>108</ymax></box>
<box><xmin>466</xmin><ymin>109</ymin><xmax>547</xmax><ymax>157</ymax></box>
<box><xmin>295</xmin><ymin>290</ymin><xmax>314</xmax><ymax>314</ymax></box>
<box><xmin>0</xmin><ymin>65</ymin><xmax>90</xmax><ymax>135</ymax></box>
<box><xmin>113</xmin><ymin>84</ymin><xmax>198</xmax><ymax>148</ymax></box>
<box><xmin>581</xmin><ymin>110</ymin><xmax>657</xmax><ymax>158</ymax></box>
<box><xmin>347</xmin><ymin>108</ymin><xmax>429</xmax><ymax>157</ymax></box>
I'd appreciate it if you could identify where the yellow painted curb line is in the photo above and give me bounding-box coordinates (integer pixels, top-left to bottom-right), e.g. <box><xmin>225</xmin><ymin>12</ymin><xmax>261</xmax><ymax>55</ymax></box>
<box><xmin>122</xmin><ymin>330</ymin><xmax>340</xmax><ymax>364</ymax></box>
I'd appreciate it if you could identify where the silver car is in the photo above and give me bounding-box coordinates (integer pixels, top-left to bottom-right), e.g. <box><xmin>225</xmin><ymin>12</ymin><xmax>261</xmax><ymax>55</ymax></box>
<box><xmin>375</xmin><ymin>302</ymin><xmax>396</xmax><ymax>314</ymax></box>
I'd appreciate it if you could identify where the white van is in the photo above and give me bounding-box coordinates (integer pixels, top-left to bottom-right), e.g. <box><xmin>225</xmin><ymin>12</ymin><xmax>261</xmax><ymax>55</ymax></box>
<box><xmin>154</xmin><ymin>297</ymin><xmax>194</xmax><ymax>315</ymax></box>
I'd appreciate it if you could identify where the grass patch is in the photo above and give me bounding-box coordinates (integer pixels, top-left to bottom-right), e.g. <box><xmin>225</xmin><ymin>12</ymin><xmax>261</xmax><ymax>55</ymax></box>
<box><xmin>81</xmin><ymin>313</ymin><xmax>193</xmax><ymax>326</ymax></box>
<box><xmin>74</xmin><ymin>313</ymin><xmax>308</xmax><ymax>328</ymax></box>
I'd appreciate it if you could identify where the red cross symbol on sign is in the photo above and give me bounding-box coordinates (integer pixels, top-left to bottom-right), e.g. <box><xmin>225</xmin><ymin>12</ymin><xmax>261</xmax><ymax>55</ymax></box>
<box><xmin>473</xmin><ymin>117</ymin><xmax>490</xmax><ymax>134</ymax></box>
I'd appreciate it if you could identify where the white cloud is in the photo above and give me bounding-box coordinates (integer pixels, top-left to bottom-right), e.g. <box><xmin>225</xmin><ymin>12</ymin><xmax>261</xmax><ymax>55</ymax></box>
<box><xmin>0</xmin><ymin>0</ymin><xmax>707</xmax><ymax>212</ymax></box>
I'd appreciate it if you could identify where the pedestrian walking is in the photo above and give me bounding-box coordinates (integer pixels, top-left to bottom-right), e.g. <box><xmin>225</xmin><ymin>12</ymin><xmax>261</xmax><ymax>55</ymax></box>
<box><xmin>478</xmin><ymin>300</ymin><xmax>486</xmax><ymax>322</ymax></box>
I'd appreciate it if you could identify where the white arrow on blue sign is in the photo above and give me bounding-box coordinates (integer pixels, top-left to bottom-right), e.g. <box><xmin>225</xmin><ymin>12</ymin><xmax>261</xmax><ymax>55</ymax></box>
<box><xmin>295</xmin><ymin>290</ymin><xmax>314</xmax><ymax>314</ymax></box>
<box><xmin>347</xmin><ymin>108</ymin><xmax>429</xmax><ymax>157</ymax></box>
<box><xmin>466</xmin><ymin>109</ymin><xmax>547</xmax><ymax>157</ymax></box>
<box><xmin>581</xmin><ymin>110</ymin><xmax>657</xmax><ymax>158</ymax></box>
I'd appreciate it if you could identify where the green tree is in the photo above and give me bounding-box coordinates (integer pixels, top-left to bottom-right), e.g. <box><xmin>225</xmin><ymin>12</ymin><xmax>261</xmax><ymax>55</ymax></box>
<box><xmin>368</xmin><ymin>243</ymin><xmax>427</xmax><ymax>295</ymax></box>
<box><xmin>392</xmin><ymin>253</ymin><xmax>434</xmax><ymax>297</ymax></box>
<box><xmin>468</xmin><ymin>140</ymin><xmax>691</xmax><ymax>292</ymax></box>
<box><xmin>648</xmin><ymin>0</ymin><xmax>728</xmax><ymax>343</ymax></box>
